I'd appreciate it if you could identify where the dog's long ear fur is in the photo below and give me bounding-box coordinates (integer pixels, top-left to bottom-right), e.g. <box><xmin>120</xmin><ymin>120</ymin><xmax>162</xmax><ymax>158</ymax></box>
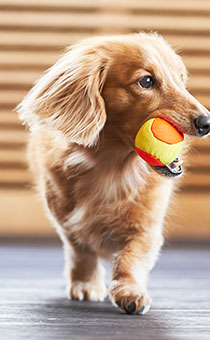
<box><xmin>17</xmin><ymin>43</ymin><xmax>108</xmax><ymax>146</ymax></box>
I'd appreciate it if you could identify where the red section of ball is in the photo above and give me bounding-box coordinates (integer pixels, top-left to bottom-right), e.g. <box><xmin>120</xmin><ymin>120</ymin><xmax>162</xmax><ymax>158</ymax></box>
<box><xmin>135</xmin><ymin>147</ymin><xmax>164</xmax><ymax>166</ymax></box>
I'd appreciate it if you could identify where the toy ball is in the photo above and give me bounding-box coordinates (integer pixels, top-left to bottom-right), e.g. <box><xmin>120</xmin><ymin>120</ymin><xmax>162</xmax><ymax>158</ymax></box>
<box><xmin>135</xmin><ymin>118</ymin><xmax>184</xmax><ymax>166</ymax></box>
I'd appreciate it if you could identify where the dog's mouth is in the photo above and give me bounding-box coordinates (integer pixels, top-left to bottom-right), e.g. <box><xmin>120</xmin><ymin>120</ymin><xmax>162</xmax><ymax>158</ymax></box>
<box><xmin>150</xmin><ymin>157</ymin><xmax>183</xmax><ymax>177</ymax></box>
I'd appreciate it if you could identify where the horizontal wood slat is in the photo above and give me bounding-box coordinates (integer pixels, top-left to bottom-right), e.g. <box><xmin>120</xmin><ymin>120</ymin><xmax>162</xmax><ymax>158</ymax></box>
<box><xmin>1</xmin><ymin>52</ymin><xmax>210</xmax><ymax>73</ymax></box>
<box><xmin>0</xmin><ymin>51</ymin><xmax>58</xmax><ymax>69</ymax></box>
<box><xmin>1</xmin><ymin>0</ymin><xmax>210</xmax><ymax>13</ymax></box>
<box><xmin>0</xmin><ymin>90</ymin><xmax>28</xmax><ymax>107</ymax></box>
<box><xmin>0</xmin><ymin>129</ymin><xmax>27</xmax><ymax>144</ymax></box>
<box><xmin>182</xmin><ymin>172</ymin><xmax>210</xmax><ymax>188</ymax></box>
<box><xmin>166</xmin><ymin>192</ymin><xmax>210</xmax><ymax>240</ymax></box>
<box><xmin>0</xmin><ymin>32</ymin><xmax>85</xmax><ymax>51</ymax></box>
<box><xmin>0</xmin><ymin>149</ymin><xmax>26</xmax><ymax>163</ymax></box>
<box><xmin>187</xmin><ymin>153</ymin><xmax>210</xmax><ymax>168</ymax></box>
<box><xmin>191</xmin><ymin>137</ymin><xmax>210</xmax><ymax>149</ymax></box>
<box><xmin>188</xmin><ymin>76</ymin><xmax>210</xmax><ymax>92</ymax></box>
<box><xmin>182</xmin><ymin>56</ymin><xmax>210</xmax><ymax>74</ymax></box>
<box><xmin>1</xmin><ymin>70</ymin><xmax>41</xmax><ymax>88</ymax></box>
<box><xmin>0</xmin><ymin>110</ymin><xmax>22</xmax><ymax>126</ymax></box>
<box><xmin>1</xmin><ymin>11</ymin><xmax>210</xmax><ymax>35</ymax></box>
<box><xmin>1</xmin><ymin>0</ymin><xmax>210</xmax><ymax>12</ymax></box>
<box><xmin>1</xmin><ymin>32</ymin><xmax>210</xmax><ymax>57</ymax></box>
<box><xmin>0</xmin><ymin>189</ymin><xmax>53</xmax><ymax>236</ymax></box>
<box><xmin>0</xmin><ymin>168</ymin><xmax>31</xmax><ymax>186</ymax></box>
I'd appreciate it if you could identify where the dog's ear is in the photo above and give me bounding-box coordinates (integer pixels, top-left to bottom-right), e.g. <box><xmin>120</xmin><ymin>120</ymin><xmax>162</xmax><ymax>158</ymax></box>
<box><xmin>17</xmin><ymin>45</ymin><xmax>107</xmax><ymax>147</ymax></box>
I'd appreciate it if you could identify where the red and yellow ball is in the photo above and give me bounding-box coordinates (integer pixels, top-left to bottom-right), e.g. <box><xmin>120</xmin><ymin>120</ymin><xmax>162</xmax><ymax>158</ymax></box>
<box><xmin>135</xmin><ymin>117</ymin><xmax>184</xmax><ymax>166</ymax></box>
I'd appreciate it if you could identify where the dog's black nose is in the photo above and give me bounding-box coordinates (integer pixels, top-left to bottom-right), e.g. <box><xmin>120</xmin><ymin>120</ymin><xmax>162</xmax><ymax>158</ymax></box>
<box><xmin>194</xmin><ymin>114</ymin><xmax>210</xmax><ymax>136</ymax></box>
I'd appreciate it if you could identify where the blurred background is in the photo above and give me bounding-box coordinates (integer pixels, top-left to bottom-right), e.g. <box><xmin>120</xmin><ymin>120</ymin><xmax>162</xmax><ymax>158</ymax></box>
<box><xmin>0</xmin><ymin>0</ymin><xmax>210</xmax><ymax>241</ymax></box>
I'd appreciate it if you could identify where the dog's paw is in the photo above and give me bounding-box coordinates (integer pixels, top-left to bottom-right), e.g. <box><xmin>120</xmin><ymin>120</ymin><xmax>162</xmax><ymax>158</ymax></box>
<box><xmin>110</xmin><ymin>280</ymin><xmax>151</xmax><ymax>314</ymax></box>
<box><xmin>68</xmin><ymin>281</ymin><xmax>107</xmax><ymax>302</ymax></box>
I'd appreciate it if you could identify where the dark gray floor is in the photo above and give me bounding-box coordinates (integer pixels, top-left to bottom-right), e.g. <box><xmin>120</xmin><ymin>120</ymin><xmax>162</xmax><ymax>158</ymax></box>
<box><xmin>0</xmin><ymin>239</ymin><xmax>210</xmax><ymax>340</ymax></box>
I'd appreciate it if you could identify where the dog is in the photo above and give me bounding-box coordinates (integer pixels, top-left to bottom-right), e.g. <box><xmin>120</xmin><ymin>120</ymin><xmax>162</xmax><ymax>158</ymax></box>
<box><xmin>17</xmin><ymin>33</ymin><xmax>210</xmax><ymax>314</ymax></box>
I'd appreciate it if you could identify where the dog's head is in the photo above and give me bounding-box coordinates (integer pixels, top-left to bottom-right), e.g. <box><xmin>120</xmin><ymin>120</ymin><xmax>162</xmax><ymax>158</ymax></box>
<box><xmin>17</xmin><ymin>33</ymin><xmax>210</xmax><ymax>177</ymax></box>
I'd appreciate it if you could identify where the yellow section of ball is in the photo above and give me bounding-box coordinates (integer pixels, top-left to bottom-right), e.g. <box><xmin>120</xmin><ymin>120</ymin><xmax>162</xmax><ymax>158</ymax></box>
<box><xmin>135</xmin><ymin>118</ymin><xmax>184</xmax><ymax>165</ymax></box>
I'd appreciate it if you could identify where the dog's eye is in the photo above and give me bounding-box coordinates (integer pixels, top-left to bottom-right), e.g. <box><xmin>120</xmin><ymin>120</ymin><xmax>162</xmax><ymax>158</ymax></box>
<box><xmin>138</xmin><ymin>76</ymin><xmax>154</xmax><ymax>89</ymax></box>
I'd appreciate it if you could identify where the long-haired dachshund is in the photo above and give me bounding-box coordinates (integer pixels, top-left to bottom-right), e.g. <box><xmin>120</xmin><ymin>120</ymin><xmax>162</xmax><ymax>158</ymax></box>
<box><xmin>17</xmin><ymin>33</ymin><xmax>210</xmax><ymax>314</ymax></box>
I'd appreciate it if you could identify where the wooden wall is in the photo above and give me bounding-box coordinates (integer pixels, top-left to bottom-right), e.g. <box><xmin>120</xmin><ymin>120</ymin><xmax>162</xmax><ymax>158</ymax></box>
<box><xmin>1</xmin><ymin>0</ymin><xmax>210</xmax><ymax>239</ymax></box>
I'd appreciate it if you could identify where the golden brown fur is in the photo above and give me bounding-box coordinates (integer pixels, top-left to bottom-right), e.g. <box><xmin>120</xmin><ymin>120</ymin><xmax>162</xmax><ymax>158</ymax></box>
<box><xmin>17</xmin><ymin>33</ymin><xmax>209</xmax><ymax>314</ymax></box>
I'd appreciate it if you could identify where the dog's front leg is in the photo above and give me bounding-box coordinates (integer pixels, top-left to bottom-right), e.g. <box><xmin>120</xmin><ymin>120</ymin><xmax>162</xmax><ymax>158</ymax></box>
<box><xmin>110</xmin><ymin>232</ymin><xmax>163</xmax><ymax>314</ymax></box>
<box><xmin>63</xmin><ymin>235</ymin><xmax>107</xmax><ymax>302</ymax></box>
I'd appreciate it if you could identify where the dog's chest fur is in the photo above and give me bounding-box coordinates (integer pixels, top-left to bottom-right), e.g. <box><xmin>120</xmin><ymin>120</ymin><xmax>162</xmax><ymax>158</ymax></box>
<box><xmin>43</xmin><ymin>147</ymin><xmax>173</xmax><ymax>256</ymax></box>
